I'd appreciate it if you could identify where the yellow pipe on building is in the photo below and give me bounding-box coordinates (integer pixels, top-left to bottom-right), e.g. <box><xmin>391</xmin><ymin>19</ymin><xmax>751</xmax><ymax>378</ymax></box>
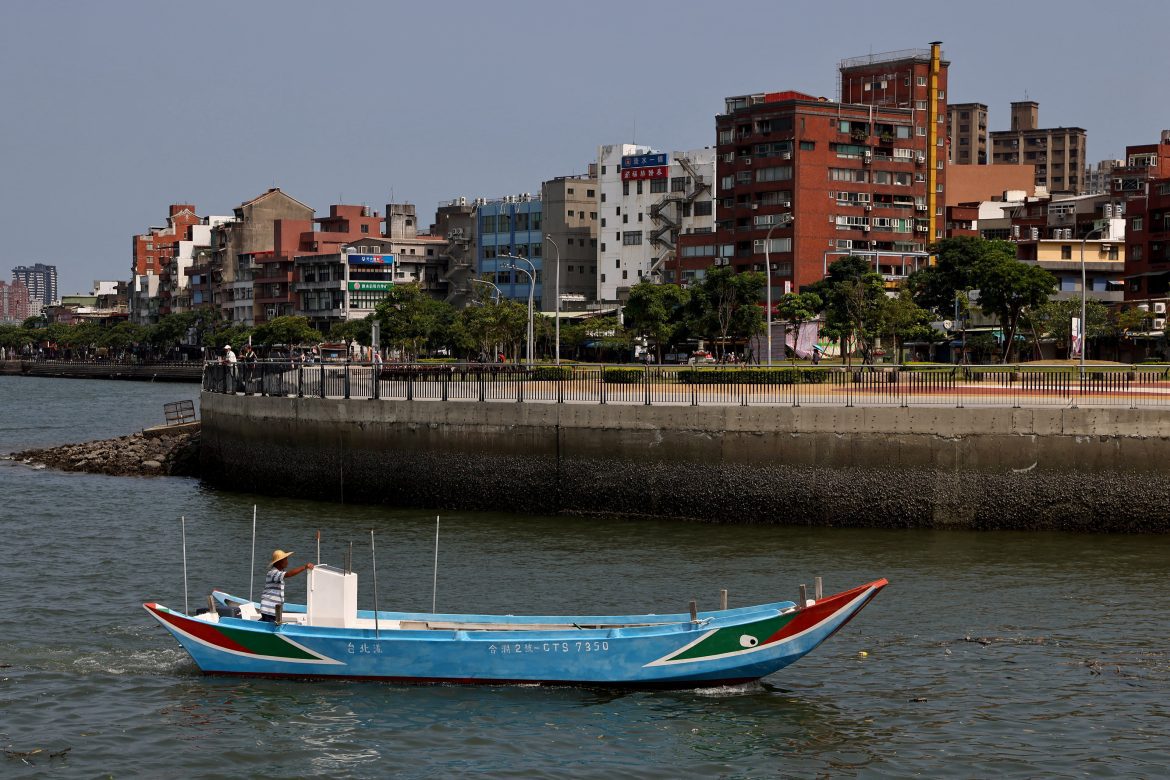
<box><xmin>927</xmin><ymin>41</ymin><xmax>942</xmax><ymax>260</ymax></box>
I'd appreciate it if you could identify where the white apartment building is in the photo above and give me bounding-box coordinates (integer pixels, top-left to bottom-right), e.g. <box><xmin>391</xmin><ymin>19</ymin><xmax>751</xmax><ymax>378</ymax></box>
<box><xmin>596</xmin><ymin>144</ymin><xmax>715</xmax><ymax>303</ymax></box>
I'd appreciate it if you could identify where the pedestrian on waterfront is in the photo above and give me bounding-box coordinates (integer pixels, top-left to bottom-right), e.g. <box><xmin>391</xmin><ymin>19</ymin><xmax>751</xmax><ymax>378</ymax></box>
<box><xmin>221</xmin><ymin>344</ymin><xmax>237</xmax><ymax>365</ymax></box>
<box><xmin>811</xmin><ymin>345</ymin><xmax>823</xmax><ymax>365</ymax></box>
<box><xmin>260</xmin><ymin>549</ymin><xmax>314</xmax><ymax>623</ymax></box>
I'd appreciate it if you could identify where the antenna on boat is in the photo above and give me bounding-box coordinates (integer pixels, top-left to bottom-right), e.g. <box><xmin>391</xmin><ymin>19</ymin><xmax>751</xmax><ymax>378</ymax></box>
<box><xmin>316</xmin><ymin>529</ymin><xmax>321</xmax><ymax>566</ymax></box>
<box><xmin>370</xmin><ymin>529</ymin><xmax>380</xmax><ymax>639</ymax></box>
<box><xmin>181</xmin><ymin>515</ymin><xmax>189</xmax><ymax>615</ymax></box>
<box><xmin>249</xmin><ymin>505</ymin><xmax>257</xmax><ymax>603</ymax></box>
<box><xmin>432</xmin><ymin>515</ymin><xmax>440</xmax><ymax>614</ymax></box>
<box><xmin>347</xmin><ymin>541</ymin><xmax>353</xmax><ymax>574</ymax></box>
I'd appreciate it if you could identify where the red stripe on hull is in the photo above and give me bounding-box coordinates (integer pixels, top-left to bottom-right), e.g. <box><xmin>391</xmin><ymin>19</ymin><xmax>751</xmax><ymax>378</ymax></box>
<box><xmin>764</xmin><ymin>579</ymin><xmax>888</xmax><ymax>645</ymax></box>
<box><xmin>146</xmin><ymin>604</ymin><xmax>254</xmax><ymax>654</ymax></box>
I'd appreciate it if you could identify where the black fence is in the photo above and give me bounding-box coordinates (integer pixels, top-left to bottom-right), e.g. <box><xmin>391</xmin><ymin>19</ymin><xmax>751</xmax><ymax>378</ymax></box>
<box><xmin>201</xmin><ymin>362</ymin><xmax>1170</xmax><ymax>409</ymax></box>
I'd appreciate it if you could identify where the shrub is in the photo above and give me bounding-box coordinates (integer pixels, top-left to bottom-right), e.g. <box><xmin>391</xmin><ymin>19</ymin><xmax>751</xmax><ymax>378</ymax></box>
<box><xmin>603</xmin><ymin>367</ymin><xmax>644</xmax><ymax>384</ymax></box>
<box><xmin>676</xmin><ymin>368</ymin><xmax>828</xmax><ymax>385</ymax></box>
<box><xmin>530</xmin><ymin>366</ymin><xmax>572</xmax><ymax>381</ymax></box>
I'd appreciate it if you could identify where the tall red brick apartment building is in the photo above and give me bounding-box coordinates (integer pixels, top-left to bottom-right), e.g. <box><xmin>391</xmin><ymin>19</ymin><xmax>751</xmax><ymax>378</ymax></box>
<box><xmin>678</xmin><ymin>44</ymin><xmax>948</xmax><ymax>297</ymax></box>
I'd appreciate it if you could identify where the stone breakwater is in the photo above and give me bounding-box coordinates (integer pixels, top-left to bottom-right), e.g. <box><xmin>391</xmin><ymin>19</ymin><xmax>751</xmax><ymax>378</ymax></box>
<box><xmin>10</xmin><ymin>430</ymin><xmax>201</xmax><ymax>477</ymax></box>
<box><xmin>199</xmin><ymin>393</ymin><xmax>1170</xmax><ymax>533</ymax></box>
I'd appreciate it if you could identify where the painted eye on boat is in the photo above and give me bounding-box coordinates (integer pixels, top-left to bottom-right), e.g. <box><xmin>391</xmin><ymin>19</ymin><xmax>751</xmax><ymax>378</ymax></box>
<box><xmin>739</xmin><ymin>635</ymin><xmax>759</xmax><ymax>648</ymax></box>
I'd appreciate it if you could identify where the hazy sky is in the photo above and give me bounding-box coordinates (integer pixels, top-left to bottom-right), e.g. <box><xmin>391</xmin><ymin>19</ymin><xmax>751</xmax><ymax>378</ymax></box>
<box><xmin>2</xmin><ymin>0</ymin><xmax>1167</xmax><ymax>295</ymax></box>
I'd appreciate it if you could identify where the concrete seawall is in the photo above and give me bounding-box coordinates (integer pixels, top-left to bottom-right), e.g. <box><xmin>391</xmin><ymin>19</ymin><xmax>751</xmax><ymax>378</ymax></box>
<box><xmin>200</xmin><ymin>393</ymin><xmax>1170</xmax><ymax>532</ymax></box>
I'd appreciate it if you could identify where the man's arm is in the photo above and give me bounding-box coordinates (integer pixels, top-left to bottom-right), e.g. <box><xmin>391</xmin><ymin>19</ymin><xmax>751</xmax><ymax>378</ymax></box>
<box><xmin>286</xmin><ymin>562</ymin><xmax>315</xmax><ymax>578</ymax></box>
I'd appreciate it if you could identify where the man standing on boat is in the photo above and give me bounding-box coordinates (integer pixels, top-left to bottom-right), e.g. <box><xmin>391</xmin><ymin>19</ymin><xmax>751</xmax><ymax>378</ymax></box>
<box><xmin>260</xmin><ymin>549</ymin><xmax>313</xmax><ymax>623</ymax></box>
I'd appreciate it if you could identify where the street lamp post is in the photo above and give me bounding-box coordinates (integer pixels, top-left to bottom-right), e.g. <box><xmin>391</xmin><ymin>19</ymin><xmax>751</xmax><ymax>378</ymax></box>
<box><xmin>762</xmin><ymin>215</ymin><xmax>793</xmax><ymax>367</ymax></box>
<box><xmin>471</xmin><ymin>278</ymin><xmax>502</xmax><ymax>305</ymax></box>
<box><xmin>1079</xmin><ymin>225</ymin><xmax>1107</xmax><ymax>378</ymax></box>
<box><xmin>502</xmin><ymin>254</ymin><xmax>536</xmax><ymax>364</ymax></box>
<box><xmin>545</xmin><ymin>235</ymin><xmax>561</xmax><ymax>365</ymax></box>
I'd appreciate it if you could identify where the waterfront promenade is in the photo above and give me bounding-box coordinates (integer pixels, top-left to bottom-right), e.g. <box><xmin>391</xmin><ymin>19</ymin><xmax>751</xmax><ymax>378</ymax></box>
<box><xmin>199</xmin><ymin>362</ymin><xmax>1170</xmax><ymax>532</ymax></box>
<box><xmin>203</xmin><ymin>360</ymin><xmax>1170</xmax><ymax>410</ymax></box>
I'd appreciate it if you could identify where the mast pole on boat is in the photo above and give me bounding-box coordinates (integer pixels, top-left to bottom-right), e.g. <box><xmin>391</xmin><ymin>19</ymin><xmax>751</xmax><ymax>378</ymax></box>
<box><xmin>370</xmin><ymin>529</ymin><xmax>380</xmax><ymax>639</ymax></box>
<box><xmin>181</xmin><ymin>515</ymin><xmax>189</xmax><ymax>615</ymax></box>
<box><xmin>432</xmin><ymin>515</ymin><xmax>440</xmax><ymax>614</ymax></box>
<box><xmin>249</xmin><ymin>505</ymin><xmax>257</xmax><ymax>603</ymax></box>
<box><xmin>316</xmin><ymin>529</ymin><xmax>321</xmax><ymax>567</ymax></box>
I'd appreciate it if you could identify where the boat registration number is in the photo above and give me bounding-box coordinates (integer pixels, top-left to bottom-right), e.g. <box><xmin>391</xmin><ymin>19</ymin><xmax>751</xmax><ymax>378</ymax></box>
<box><xmin>489</xmin><ymin>641</ymin><xmax>610</xmax><ymax>655</ymax></box>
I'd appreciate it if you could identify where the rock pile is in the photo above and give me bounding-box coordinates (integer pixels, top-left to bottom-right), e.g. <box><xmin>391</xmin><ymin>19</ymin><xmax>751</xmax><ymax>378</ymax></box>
<box><xmin>10</xmin><ymin>430</ymin><xmax>200</xmax><ymax>477</ymax></box>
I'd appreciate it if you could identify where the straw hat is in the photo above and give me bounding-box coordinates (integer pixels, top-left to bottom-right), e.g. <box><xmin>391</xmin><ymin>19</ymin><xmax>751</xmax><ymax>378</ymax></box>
<box><xmin>269</xmin><ymin>549</ymin><xmax>293</xmax><ymax>567</ymax></box>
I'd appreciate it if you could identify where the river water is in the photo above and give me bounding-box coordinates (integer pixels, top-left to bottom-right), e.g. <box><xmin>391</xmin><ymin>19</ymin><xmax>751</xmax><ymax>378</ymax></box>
<box><xmin>1</xmin><ymin>375</ymin><xmax>1168</xmax><ymax>778</ymax></box>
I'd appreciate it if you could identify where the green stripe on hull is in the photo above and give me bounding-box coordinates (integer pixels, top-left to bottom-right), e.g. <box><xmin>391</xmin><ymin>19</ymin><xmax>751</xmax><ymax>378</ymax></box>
<box><xmin>216</xmin><ymin>623</ymin><xmax>320</xmax><ymax>660</ymax></box>
<box><xmin>672</xmin><ymin>613</ymin><xmax>794</xmax><ymax>661</ymax></box>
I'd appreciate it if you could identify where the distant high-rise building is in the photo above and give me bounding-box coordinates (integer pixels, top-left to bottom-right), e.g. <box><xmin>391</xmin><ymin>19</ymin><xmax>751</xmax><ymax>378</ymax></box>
<box><xmin>990</xmin><ymin>101</ymin><xmax>1086</xmax><ymax>193</ymax></box>
<box><xmin>11</xmin><ymin>263</ymin><xmax>57</xmax><ymax>307</ymax></box>
<box><xmin>947</xmin><ymin>102</ymin><xmax>987</xmax><ymax>164</ymax></box>
<box><xmin>0</xmin><ymin>280</ymin><xmax>32</xmax><ymax>322</ymax></box>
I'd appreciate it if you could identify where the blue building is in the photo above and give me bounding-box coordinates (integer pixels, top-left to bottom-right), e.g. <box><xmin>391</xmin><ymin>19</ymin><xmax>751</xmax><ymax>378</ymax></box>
<box><xmin>476</xmin><ymin>195</ymin><xmax>543</xmax><ymax>303</ymax></box>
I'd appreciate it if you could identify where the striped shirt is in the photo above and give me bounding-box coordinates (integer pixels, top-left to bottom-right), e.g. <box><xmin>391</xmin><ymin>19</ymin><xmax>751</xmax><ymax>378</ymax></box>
<box><xmin>260</xmin><ymin>567</ymin><xmax>286</xmax><ymax>616</ymax></box>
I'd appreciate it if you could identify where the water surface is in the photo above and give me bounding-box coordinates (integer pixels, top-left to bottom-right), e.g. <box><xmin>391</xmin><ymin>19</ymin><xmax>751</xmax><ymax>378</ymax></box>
<box><xmin>1</xmin><ymin>375</ymin><xmax>1167</xmax><ymax>777</ymax></box>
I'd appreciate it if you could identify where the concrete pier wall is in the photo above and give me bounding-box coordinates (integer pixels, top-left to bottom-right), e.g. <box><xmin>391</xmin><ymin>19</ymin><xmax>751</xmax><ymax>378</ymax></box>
<box><xmin>200</xmin><ymin>393</ymin><xmax>1170</xmax><ymax>531</ymax></box>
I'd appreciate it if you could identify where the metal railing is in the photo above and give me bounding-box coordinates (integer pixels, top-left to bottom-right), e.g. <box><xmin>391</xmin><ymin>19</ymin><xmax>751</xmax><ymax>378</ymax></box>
<box><xmin>201</xmin><ymin>362</ymin><xmax>1170</xmax><ymax>410</ymax></box>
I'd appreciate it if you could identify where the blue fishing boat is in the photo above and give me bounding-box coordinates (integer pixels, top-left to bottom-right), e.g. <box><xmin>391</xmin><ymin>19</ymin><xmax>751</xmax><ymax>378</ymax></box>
<box><xmin>145</xmin><ymin>565</ymin><xmax>886</xmax><ymax>687</ymax></box>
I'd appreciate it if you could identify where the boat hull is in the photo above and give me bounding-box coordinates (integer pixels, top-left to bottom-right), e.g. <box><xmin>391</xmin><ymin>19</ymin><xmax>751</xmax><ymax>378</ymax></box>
<box><xmin>144</xmin><ymin>579</ymin><xmax>886</xmax><ymax>687</ymax></box>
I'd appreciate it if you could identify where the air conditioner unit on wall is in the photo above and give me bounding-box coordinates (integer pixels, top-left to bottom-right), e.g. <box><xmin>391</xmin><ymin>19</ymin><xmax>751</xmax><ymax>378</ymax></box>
<box><xmin>865</xmin><ymin>204</ymin><xmax>873</xmax><ymax>211</ymax></box>
<box><xmin>1155</xmin><ymin>318</ymin><xmax>1166</xmax><ymax>330</ymax></box>
<box><xmin>1155</xmin><ymin>302</ymin><xmax>1167</xmax><ymax>314</ymax></box>
<box><xmin>782</xmin><ymin>152</ymin><xmax>792</xmax><ymax>160</ymax></box>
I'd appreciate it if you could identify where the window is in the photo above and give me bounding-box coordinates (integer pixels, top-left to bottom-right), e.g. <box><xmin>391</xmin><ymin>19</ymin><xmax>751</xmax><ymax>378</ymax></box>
<box><xmin>915</xmin><ymin>100</ymin><xmax>927</xmax><ymax>110</ymax></box>
<box><xmin>671</xmin><ymin>176</ymin><xmax>688</xmax><ymax>192</ymax></box>
<box><xmin>601</xmin><ymin>193</ymin><xmax>606</xmax><ymax>202</ymax></box>
<box><xmin>567</xmin><ymin>188</ymin><xmax>574</xmax><ymax>195</ymax></box>
<box><xmin>800</xmin><ymin>141</ymin><xmax>814</xmax><ymax>150</ymax></box>
<box><xmin>600</xmin><ymin>243</ymin><xmax>605</xmax><ymax>252</ymax></box>
<box><xmin>567</xmin><ymin>210</ymin><xmax>575</xmax><ymax>217</ymax></box>
<box><xmin>601</xmin><ymin>218</ymin><xmax>606</xmax><ymax>227</ymax></box>
<box><xmin>636</xmin><ymin>181</ymin><xmax>643</xmax><ymax>195</ymax></box>
<box><xmin>1061</xmin><ymin>245</ymin><xmax>1073</xmax><ymax>260</ymax></box>
<box><xmin>721</xmin><ymin>176</ymin><xmax>734</xmax><ymax>190</ymax></box>
<box><xmin>718</xmin><ymin>129</ymin><xmax>734</xmax><ymax>144</ymax></box>
<box><xmin>755</xmin><ymin>237</ymin><xmax>792</xmax><ymax>253</ymax></box>
<box><xmin>622</xmin><ymin>270</ymin><xmax>628</xmax><ymax>280</ymax></box>
<box><xmin>600</xmin><ymin>273</ymin><xmax>606</xmax><ymax>283</ymax></box>
<box><xmin>587</xmin><ymin>189</ymin><xmax>595</xmax><ymax>197</ymax></box>
<box><xmin>829</xmin><ymin>168</ymin><xmax>868</xmax><ymax>183</ymax></box>
<box><xmin>916</xmin><ymin>126</ymin><xmax>926</xmax><ymax>136</ymax></box>
<box><xmin>1132</xmin><ymin>217</ymin><xmax>1143</xmax><ymax>232</ymax></box>
<box><xmin>756</xmin><ymin>166</ymin><xmax>793</xmax><ymax>182</ymax></box>
<box><xmin>917</xmin><ymin>76</ymin><xmax>927</xmax><ymax>86</ymax></box>
<box><xmin>650</xmin><ymin>179</ymin><xmax>668</xmax><ymax>193</ymax></box>
<box><xmin>623</xmin><ymin>232</ymin><xmax>643</xmax><ymax>245</ymax></box>
<box><xmin>361</xmin><ymin>225</ymin><xmax>369</xmax><ymax>234</ymax></box>
<box><xmin>622</xmin><ymin>214</ymin><xmax>628</xmax><ymax>224</ymax></box>
<box><xmin>694</xmin><ymin>201</ymin><xmax>712</xmax><ymax>216</ymax></box>
<box><xmin>623</xmin><ymin>182</ymin><xmax>630</xmax><ymax>196</ymax></box>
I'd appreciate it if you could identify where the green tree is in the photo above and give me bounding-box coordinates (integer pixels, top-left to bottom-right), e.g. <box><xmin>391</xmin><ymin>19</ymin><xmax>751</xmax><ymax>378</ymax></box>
<box><xmin>878</xmin><ymin>290</ymin><xmax>935</xmax><ymax>362</ymax></box>
<box><xmin>907</xmin><ymin>236</ymin><xmax>1010</xmax><ymax>316</ymax></box>
<box><xmin>686</xmin><ymin>267</ymin><xmax>766</xmax><ymax>358</ymax></box>
<box><xmin>251</xmin><ymin>316</ymin><xmax>320</xmax><ymax>348</ymax></box>
<box><xmin>808</xmin><ymin>256</ymin><xmax>887</xmax><ymax>364</ymax></box>
<box><xmin>373</xmin><ymin>284</ymin><xmax>457</xmax><ymax>358</ymax></box>
<box><xmin>976</xmin><ymin>259</ymin><xmax>1056</xmax><ymax>363</ymax></box>
<box><xmin>623</xmin><ymin>281</ymin><xmax>689</xmax><ymax>362</ymax></box>
<box><xmin>101</xmin><ymin>322</ymin><xmax>146</xmax><ymax>353</ymax></box>
<box><xmin>774</xmin><ymin>291</ymin><xmax>822</xmax><ymax>365</ymax></box>
<box><xmin>328</xmin><ymin>317</ymin><xmax>374</xmax><ymax>346</ymax></box>
<box><xmin>1023</xmin><ymin>299</ymin><xmax>1110</xmax><ymax>359</ymax></box>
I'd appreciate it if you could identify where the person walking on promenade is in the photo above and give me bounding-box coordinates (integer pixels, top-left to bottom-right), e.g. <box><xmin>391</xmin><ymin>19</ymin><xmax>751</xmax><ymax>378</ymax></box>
<box><xmin>260</xmin><ymin>549</ymin><xmax>313</xmax><ymax>623</ymax></box>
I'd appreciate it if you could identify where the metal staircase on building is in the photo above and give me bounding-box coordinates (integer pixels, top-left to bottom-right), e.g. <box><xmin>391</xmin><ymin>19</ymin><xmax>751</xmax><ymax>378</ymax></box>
<box><xmin>442</xmin><ymin>229</ymin><xmax>474</xmax><ymax>306</ymax></box>
<box><xmin>648</xmin><ymin>155</ymin><xmax>711</xmax><ymax>275</ymax></box>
